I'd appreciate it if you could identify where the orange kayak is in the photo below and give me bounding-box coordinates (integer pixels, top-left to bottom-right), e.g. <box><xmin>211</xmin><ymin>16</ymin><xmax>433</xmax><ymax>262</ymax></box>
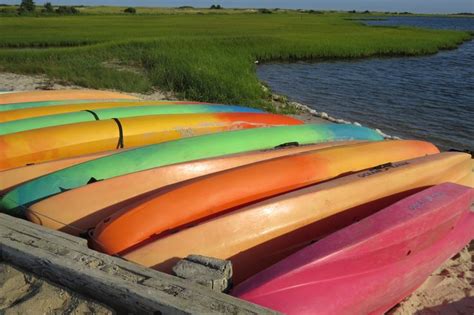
<box><xmin>121</xmin><ymin>152</ymin><xmax>472</xmax><ymax>284</ymax></box>
<box><xmin>92</xmin><ymin>140</ymin><xmax>439</xmax><ymax>255</ymax></box>
<box><xmin>26</xmin><ymin>141</ymin><xmax>358</xmax><ymax>236</ymax></box>
<box><xmin>0</xmin><ymin>89</ymin><xmax>137</xmax><ymax>105</ymax></box>
<box><xmin>0</xmin><ymin>113</ymin><xmax>302</xmax><ymax>171</ymax></box>
<box><xmin>0</xmin><ymin>149</ymin><xmax>129</xmax><ymax>194</ymax></box>
<box><xmin>0</xmin><ymin>101</ymin><xmax>203</xmax><ymax>123</ymax></box>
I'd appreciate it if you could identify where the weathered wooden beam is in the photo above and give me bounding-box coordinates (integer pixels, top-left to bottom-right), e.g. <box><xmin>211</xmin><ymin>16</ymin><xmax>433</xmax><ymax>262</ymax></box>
<box><xmin>173</xmin><ymin>254</ymin><xmax>233</xmax><ymax>293</ymax></box>
<box><xmin>0</xmin><ymin>213</ymin><xmax>278</xmax><ymax>314</ymax></box>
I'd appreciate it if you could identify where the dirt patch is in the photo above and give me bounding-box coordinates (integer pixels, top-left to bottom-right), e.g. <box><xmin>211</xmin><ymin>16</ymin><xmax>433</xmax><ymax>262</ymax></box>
<box><xmin>101</xmin><ymin>59</ymin><xmax>145</xmax><ymax>76</ymax></box>
<box><xmin>0</xmin><ymin>71</ymin><xmax>177</xmax><ymax>101</ymax></box>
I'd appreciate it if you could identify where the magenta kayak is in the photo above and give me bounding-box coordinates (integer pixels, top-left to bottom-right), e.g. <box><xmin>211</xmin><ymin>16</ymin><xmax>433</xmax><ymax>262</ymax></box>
<box><xmin>233</xmin><ymin>183</ymin><xmax>474</xmax><ymax>314</ymax></box>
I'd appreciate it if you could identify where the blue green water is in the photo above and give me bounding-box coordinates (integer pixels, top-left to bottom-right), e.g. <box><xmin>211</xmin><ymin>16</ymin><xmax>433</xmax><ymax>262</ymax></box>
<box><xmin>258</xmin><ymin>17</ymin><xmax>474</xmax><ymax>150</ymax></box>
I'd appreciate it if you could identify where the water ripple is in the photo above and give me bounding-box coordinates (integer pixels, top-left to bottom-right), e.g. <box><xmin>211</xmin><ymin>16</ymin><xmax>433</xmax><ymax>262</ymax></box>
<box><xmin>258</xmin><ymin>17</ymin><xmax>474</xmax><ymax>150</ymax></box>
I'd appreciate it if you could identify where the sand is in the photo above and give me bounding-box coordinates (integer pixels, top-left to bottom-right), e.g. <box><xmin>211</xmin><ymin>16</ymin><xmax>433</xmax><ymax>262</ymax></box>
<box><xmin>389</xmin><ymin>243</ymin><xmax>473</xmax><ymax>314</ymax></box>
<box><xmin>0</xmin><ymin>262</ymin><xmax>113</xmax><ymax>314</ymax></box>
<box><xmin>0</xmin><ymin>72</ymin><xmax>473</xmax><ymax>314</ymax></box>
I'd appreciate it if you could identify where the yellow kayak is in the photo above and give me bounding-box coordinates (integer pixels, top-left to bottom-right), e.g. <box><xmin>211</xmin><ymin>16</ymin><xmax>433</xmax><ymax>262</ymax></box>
<box><xmin>0</xmin><ymin>89</ymin><xmax>137</xmax><ymax>105</ymax></box>
<box><xmin>0</xmin><ymin>100</ymin><xmax>205</xmax><ymax>123</ymax></box>
<box><xmin>0</xmin><ymin>112</ymin><xmax>302</xmax><ymax>170</ymax></box>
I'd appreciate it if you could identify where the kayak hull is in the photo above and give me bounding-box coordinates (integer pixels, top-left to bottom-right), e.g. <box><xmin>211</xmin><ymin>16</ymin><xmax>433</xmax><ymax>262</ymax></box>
<box><xmin>0</xmin><ymin>149</ymin><xmax>128</xmax><ymax>194</ymax></box>
<box><xmin>0</xmin><ymin>112</ymin><xmax>301</xmax><ymax>171</ymax></box>
<box><xmin>0</xmin><ymin>104</ymin><xmax>263</xmax><ymax>135</ymax></box>
<box><xmin>27</xmin><ymin>141</ymin><xmax>358</xmax><ymax>236</ymax></box>
<box><xmin>1</xmin><ymin>124</ymin><xmax>383</xmax><ymax>216</ymax></box>
<box><xmin>121</xmin><ymin>152</ymin><xmax>472</xmax><ymax>284</ymax></box>
<box><xmin>0</xmin><ymin>89</ymin><xmax>137</xmax><ymax>105</ymax></box>
<box><xmin>92</xmin><ymin>140</ymin><xmax>439</xmax><ymax>255</ymax></box>
<box><xmin>0</xmin><ymin>100</ymin><xmax>204</xmax><ymax>122</ymax></box>
<box><xmin>233</xmin><ymin>183</ymin><xmax>474</xmax><ymax>314</ymax></box>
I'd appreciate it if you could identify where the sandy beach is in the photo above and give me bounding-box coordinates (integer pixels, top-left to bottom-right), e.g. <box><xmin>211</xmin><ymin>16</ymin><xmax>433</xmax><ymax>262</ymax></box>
<box><xmin>0</xmin><ymin>72</ymin><xmax>472</xmax><ymax>314</ymax></box>
<box><xmin>0</xmin><ymin>262</ymin><xmax>113</xmax><ymax>314</ymax></box>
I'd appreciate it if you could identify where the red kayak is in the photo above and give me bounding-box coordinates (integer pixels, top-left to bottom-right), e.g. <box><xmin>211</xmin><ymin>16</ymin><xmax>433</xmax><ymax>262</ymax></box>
<box><xmin>233</xmin><ymin>183</ymin><xmax>474</xmax><ymax>314</ymax></box>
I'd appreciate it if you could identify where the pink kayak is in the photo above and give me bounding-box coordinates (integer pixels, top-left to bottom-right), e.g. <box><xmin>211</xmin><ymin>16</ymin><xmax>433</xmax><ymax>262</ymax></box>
<box><xmin>233</xmin><ymin>182</ymin><xmax>474</xmax><ymax>314</ymax></box>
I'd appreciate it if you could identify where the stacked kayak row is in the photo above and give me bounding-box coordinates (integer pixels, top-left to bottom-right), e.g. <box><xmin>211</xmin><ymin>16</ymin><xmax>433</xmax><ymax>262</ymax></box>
<box><xmin>1</xmin><ymin>89</ymin><xmax>472</xmax><ymax>314</ymax></box>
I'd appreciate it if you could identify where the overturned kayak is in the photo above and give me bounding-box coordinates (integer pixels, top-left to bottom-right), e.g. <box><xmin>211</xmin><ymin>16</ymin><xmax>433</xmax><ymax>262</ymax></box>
<box><xmin>92</xmin><ymin>140</ymin><xmax>439</xmax><ymax>255</ymax></box>
<box><xmin>0</xmin><ymin>99</ymin><xmax>134</xmax><ymax>114</ymax></box>
<box><xmin>0</xmin><ymin>112</ymin><xmax>301</xmax><ymax>171</ymax></box>
<box><xmin>0</xmin><ymin>100</ymin><xmax>204</xmax><ymax>122</ymax></box>
<box><xmin>0</xmin><ymin>104</ymin><xmax>263</xmax><ymax>135</ymax></box>
<box><xmin>1</xmin><ymin>124</ymin><xmax>383</xmax><ymax>216</ymax></box>
<box><xmin>121</xmin><ymin>152</ymin><xmax>472</xmax><ymax>284</ymax></box>
<box><xmin>233</xmin><ymin>183</ymin><xmax>474</xmax><ymax>314</ymax></box>
<box><xmin>457</xmin><ymin>158</ymin><xmax>473</xmax><ymax>187</ymax></box>
<box><xmin>0</xmin><ymin>149</ymin><xmax>129</xmax><ymax>194</ymax></box>
<box><xmin>0</xmin><ymin>89</ymin><xmax>137</xmax><ymax>105</ymax></box>
<box><xmin>26</xmin><ymin>141</ymin><xmax>359</xmax><ymax>236</ymax></box>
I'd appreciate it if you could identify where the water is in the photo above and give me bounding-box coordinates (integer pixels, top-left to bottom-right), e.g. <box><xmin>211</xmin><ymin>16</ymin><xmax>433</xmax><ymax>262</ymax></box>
<box><xmin>257</xmin><ymin>17</ymin><xmax>474</xmax><ymax>150</ymax></box>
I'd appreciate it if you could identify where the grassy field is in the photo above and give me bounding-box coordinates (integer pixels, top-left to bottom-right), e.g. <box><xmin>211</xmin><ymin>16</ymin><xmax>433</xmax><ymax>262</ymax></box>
<box><xmin>0</xmin><ymin>10</ymin><xmax>471</xmax><ymax>109</ymax></box>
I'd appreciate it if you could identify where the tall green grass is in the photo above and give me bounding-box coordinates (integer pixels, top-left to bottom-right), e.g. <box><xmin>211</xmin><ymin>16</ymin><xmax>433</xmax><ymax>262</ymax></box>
<box><xmin>0</xmin><ymin>13</ymin><xmax>470</xmax><ymax>108</ymax></box>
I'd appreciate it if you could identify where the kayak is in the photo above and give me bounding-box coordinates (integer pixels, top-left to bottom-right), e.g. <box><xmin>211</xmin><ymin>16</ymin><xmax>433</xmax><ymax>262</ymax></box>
<box><xmin>0</xmin><ymin>99</ymin><xmax>139</xmax><ymax>115</ymax></box>
<box><xmin>232</xmin><ymin>183</ymin><xmax>474</xmax><ymax>314</ymax></box>
<box><xmin>121</xmin><ymin>152</ymin><xmax>472</xmax><ymax>284</ymax></box>
<box><xmin>0</xmin><ymin>89</ymin><xmax>137</xmax><ymax>105</ymax></box>
<box><xmin>0</xmin><ymin>149</ymin><xmax>129</xmax><ymax>194</ymax></box>
<box><xmin>0</xmin><ymin>112</ymin><xmax>301</xmax><ymax>171</ymax></box>
<box><xmin>457</xmin><ymin>158</ymin><xmax>473</xmax><ymax>187</ymax></box>
<box><xmin>26</xmin><ymin>141</ymin><xmax>359</xmax><ymax>236</ymax></box>
<box><xmin>0</xmin><ymin>124</ymin><xmax>383</xmax><ymax>216</ymax></box>
<box><xmin>0</xmin><ymin>105</ymin><xmax>263</xmax><ymax>135</ymax></box>
<box><xmin>92</xmin><ymin>140</ymin><xmax>439</xmax><ymax>255</ymax></box>
<box><xmin>0</xmin><ymin>100</ymin><xmax>205</xmax><ymax>122</ymax></box>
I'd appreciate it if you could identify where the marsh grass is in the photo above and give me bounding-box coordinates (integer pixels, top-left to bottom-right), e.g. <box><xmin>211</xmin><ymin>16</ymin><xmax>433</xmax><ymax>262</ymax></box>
<box><xmin>0</xmin><ymin>12</ymin><xmax>470</xmax><ymax>108</ymax></box>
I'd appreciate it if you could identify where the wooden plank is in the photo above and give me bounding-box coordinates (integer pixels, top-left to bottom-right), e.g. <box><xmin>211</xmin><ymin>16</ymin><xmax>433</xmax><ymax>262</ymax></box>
<box><xmin>0</xmin><ymin>214</ymin><xmax>278</xmax><ymax>314</ymax></box>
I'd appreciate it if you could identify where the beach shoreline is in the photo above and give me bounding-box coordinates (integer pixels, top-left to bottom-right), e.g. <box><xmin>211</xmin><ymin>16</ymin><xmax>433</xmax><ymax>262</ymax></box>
<box><xmin>0</xmin><ymin>71</ymin><xmax>399</xmax><ymax>139</ymax></box>
<box><xmin>0</xmin><ymin>71</ymin><xmax>472</xmax><ymax>313</ymax></box>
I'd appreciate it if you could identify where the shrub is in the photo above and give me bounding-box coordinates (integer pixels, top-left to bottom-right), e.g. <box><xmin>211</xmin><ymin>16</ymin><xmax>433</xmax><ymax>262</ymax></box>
<box><xmin>18</xmin><ymin>0</ymin><xmax>35</xmax><ymax>14</ymax></box>
<box><xmin>306</xmin><ymin>10</ymin><xmax>324</xmax><ymax>14</ymax></box>
<box><xmin>210</xmin><ymin>5</ymin><xmax>222</xmax><ymax>10</ymax></box>
<box><xmin>124</xmin><ymin>7</ymin><xmax>136</xmax><ymax>14</ymax></box>
<box><xmin>42</xmin><ymin>2</ymin><xmax>53</xmax><ymax>13</ymax></box>
<box><xmin>55</xmin><ymin>6</ymin><xmax>78</xmax><ymax>15</ymax></box>
<box><xmin>258</xmin><ymin>8</ymin><xmax>272</xmax><ymax>14</ymax></box>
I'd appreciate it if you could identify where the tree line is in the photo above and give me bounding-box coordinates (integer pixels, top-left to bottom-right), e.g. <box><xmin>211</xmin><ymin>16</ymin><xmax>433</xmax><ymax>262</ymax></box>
<box><xmin>16</xmin><ymin>0</ymin><xmax>79</xmax><ymax>15</ymax></box>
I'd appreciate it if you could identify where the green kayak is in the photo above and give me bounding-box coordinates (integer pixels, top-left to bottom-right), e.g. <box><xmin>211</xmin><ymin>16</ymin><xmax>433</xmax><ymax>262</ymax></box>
<box><xmin>0</xmin><ymin>123</ymin><xmax>383</xmax><ymax>216</ymax></box>
<box><xmin>0</xmin><ymin>99</ymin><xmax>134</xmax><ymax>112</ymax></box>
<box><xmin>0</xmin><ymin>105</ymin><xmax>263</xmax><ymax>135</ymax></box>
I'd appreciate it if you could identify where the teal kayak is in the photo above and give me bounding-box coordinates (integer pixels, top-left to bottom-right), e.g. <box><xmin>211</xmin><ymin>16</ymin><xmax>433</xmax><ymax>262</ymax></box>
<box><xmin>0</xmin><ymin>123</ymin><xmax>383</xmax><ymax>216</ymax></box>
<box><xmin>0</xmin><ymin>105</ymin><xmax>263</xmax><ymax>135</ymax></box>
<box><xmin>0</xmin><ymin>99</ymin><xmax>134</xmax><ymax>112</ymax></box>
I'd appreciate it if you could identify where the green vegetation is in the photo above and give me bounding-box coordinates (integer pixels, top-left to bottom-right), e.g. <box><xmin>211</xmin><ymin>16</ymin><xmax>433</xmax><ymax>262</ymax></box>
<box><xmin>42</xmin><ymin>2</ymin><xmax>53</xmax><ymax>13</ymax></box>
<box><xmin>0</xmin><ymin>11</ymin><xmax>471</xmax><ymax>109</ymax></box>
<box><xmin>18</xmin><ymin>0</ymin><xmax>35</xmax><ymax>14</ymax></box>
<box><xmin>55</xmin><ymin>6</ymin><xmax>79</xmax><ymax>15</ymax></box>
<box><xmin>123</xmin><ymin>7</ymin><xmax>136</xmax><ymax>14</ymax></box>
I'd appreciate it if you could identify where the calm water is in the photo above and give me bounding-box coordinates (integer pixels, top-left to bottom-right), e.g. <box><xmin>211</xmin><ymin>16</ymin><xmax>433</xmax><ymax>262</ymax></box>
<box><xmin>257</xmin><ymin>17</ymin><xmax>474</xmax><ymax>150</ymax></box>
